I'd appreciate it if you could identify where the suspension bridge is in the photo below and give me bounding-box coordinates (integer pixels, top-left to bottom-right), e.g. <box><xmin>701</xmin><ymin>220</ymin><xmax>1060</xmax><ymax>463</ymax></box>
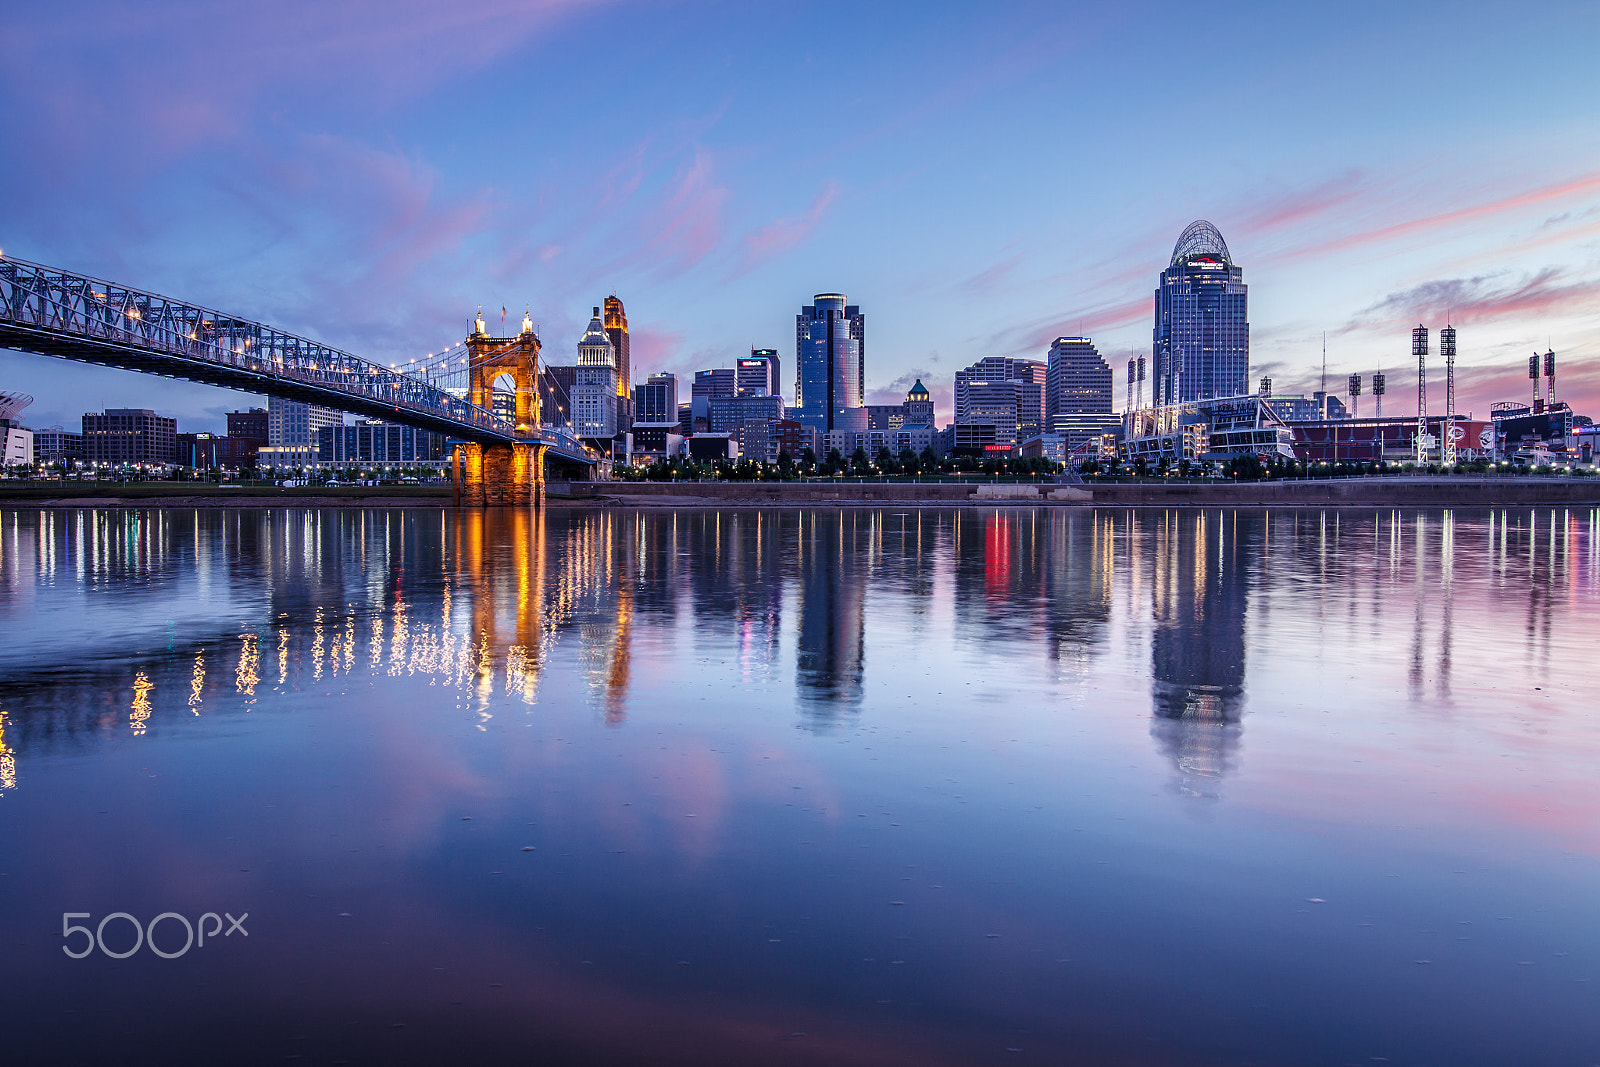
<box><xmin>0</xmin><ymin>253</ymin><xmax>597</xmax><ymax>504</ymax></box>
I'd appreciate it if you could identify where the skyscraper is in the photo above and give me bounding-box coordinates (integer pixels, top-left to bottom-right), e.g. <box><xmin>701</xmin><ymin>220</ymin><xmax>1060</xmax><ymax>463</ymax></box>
<box><xmin>1045</xmin><ymin>337</ymin><xmax>1111</xmax><ymax>417</ymax></box>
<box><xmin>737</xmin><ymin>349</ymin><xmax>781</xmax><ymax>397</ymax></box>
<box><xmin>902</xmin><ymin>380</ymin><xmax>934</xmax><ymax>426</ymax></box>
<box><xmin>795</xmin><ymin>294</ymin><xmax>864</xmax><ymax>431</ymax></box>
<box><xmin>572</xmin><ymin>307</ymin><xmax>619</xmax><ymax>443</ymax></box>
<box><xmin>634</xmin><ymin>373</ymin><xmax>678</xmax><ymax>424</ymax></box>
<box><xmin>1045</xmin><ymin>337</ymin><xmax>1120</xmax><ymax>451</ymax></box>
<box><xmin>1153</xmin><ymin>220</ymin><xmax>1249</xmax><ymax>405</ymax></box>
<box><xmin>267</xmin><ymin>397</ymin><xmax>343</xmax><ymax>447</ymax></box>
<box><xmin>953</xmin><ymin>356</ymin><xmax>1045</xmax><ymax>439</ymax></box>
<box><xmin>604</xmin><ymin>295</ymin><xmax>631</xmax><ymax>425</ymax></box>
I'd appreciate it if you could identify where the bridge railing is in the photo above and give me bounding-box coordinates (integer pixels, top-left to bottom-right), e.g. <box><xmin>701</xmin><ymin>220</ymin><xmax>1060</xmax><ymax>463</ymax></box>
<box><xmin>0</xmin><ymin>254</ymin><xmax>513</xmax><ymax>440</ymax></box>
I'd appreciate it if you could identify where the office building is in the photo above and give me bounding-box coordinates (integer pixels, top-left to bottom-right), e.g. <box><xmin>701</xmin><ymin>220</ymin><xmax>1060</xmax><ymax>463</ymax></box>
<box><xmin>83</xmin><ymin>408</ymin><xmax>176</xmax><ymax>465</ymax></box>
<box><xmin>33</xmin><ymin>426</ymin><xmax>85</xmax><ymax>463</ymax></box>
<box><xmin>634</xmin><ymin>373</ymin><xmax>679</xmax><ymax>425</ymax></box>
<box><xmin>902</xmin><ymin>380</ymin><xmax>935</xmax><ymax>427</ymax></box>
<box><xmin>954</xmin><ymin>357</ymin><xmax>1045</xmax><ymax>451</ymax></box>
<box><xmin>693</xmin><ymin>368</ymin><xmax>736</xmax><ymax>399</ymax></box>
<box><xmin>541</xmin><ymin>364</ymin><xmax>576</xmax><ymax>428</ymax></box>
<box><xmin>708</xmin><ymin>394</ymin><xmax>785</xmax><ymax>435</ymax></box>
<box><xmin>865</xmin><ymin>405</ymin><xmax>905</xmax><ymax>432</ymax></box>
<box><xmin>795</xmin><ymin>294</ymin><xmax>865</xmax><ymax>431</ymax></box>
<box><xmin>604</xmin><ymin>296</ymin><xmax>631</xmax><ymax>420</ymax></box>
<box><xmin>688</xmin><ymin>368</ymin><xmax>736</xmax><ymax>433</ymax></box>
<box><xmin>175</xmin><ymin>432</ymin><xmax>260</xmax><ymax>469</ymax></box>
<box><xmin>226</xmin><ymin>408</ymin><xmax>269</xmax><ymax>444</ymax></box>
<box><xmin>1045</xmin><ymin>337</ymin><xmax>1111</xmax><ymax>417</ymax></box>
<box><xmin>737</xmin><ymin>349</ymin><xmax>781</xmax><ymax>397</ymax></box>
<box><xmin>1153</xmin><ymin>220</ymin><xmax>1249</xmax><ymax>405</ymax></box>
<box><xmin>317</xmin><ymin>420</ymin><xmax>449</xmax><ymax>465</ymax></box>
<box><xmin>268</xmin><ymin>397</ymin><xmax>343</xmax><ymax>447</ymax></box>
<box><xmin>1042</xmin><ymin>337</ymin><xmax>1120</xmax><ymax>452</ymax></box>
<box><xmin>572</xmin><ymin>307</ymin><xmax>619</xmax><ymax>443</ymax></box>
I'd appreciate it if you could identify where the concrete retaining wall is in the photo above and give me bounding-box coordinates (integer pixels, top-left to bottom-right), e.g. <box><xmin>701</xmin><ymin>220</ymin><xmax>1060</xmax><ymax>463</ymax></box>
<box><xmin>549</xmin><ymin>477</ymin><xmax>1600</xmax><ymax>508</ymax></box>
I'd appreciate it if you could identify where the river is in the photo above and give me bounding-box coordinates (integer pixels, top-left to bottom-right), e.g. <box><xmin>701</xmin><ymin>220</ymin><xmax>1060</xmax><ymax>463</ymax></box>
<box><xmin>0</xmin><ymin>506</ymin><xmax>1595</xmax><ymax>1064</ymax></box>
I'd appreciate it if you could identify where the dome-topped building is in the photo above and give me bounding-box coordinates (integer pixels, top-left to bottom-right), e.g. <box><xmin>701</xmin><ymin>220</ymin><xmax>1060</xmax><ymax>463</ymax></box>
<box><xmin>1169</xmin><ymin>219</ymin><xmax>1233</xmax><ymax>267</ymax></box>
<box><xmin>1152</xmin><ymin>221</ymin><xmax>1249</xmax><ymax>405</ymax></box>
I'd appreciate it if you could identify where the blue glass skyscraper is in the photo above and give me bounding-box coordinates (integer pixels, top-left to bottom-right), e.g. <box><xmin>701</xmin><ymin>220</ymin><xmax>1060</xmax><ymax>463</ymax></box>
<box><xmin>795</xmin><ymin>294</ymin><xmax>863</xmax><ymax>431</ymax></box>
<box><xmin>1153</xmin><ymin>221</ymin><xmax>1249</xmax><ymax>405</ymax></box>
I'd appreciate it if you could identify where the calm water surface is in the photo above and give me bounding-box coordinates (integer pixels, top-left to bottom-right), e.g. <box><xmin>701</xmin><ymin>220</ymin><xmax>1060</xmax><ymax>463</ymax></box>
<box><xmin>0</xmin><ymin>506</ymin><xmax>1597</xmax><ymax>1065</ymax></box>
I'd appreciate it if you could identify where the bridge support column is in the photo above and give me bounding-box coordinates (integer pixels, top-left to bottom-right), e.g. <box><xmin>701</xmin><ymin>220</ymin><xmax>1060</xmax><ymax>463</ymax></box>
<box><xmin>451</xmin><ymin>445</ymin><xmax>463</xmax><ymax>508</ymax></box>
<box><xmin>460</xmin><ymin>443</ymin><xmax>486</xmax><ymax>507</ymax></box>
<box><xmin>482</xmin><ymin>444</ymin><xmax>514</xmax><ymax>506</ymax></box>
<box><xmin>507</xmin><ymin>443</ymin><xmax>533</xmax><ymax>507</ymax></box>
<box><xmin>457</xmin><ymin>442</ymin><xmax>546</xmax><ymax>508</ymax></box>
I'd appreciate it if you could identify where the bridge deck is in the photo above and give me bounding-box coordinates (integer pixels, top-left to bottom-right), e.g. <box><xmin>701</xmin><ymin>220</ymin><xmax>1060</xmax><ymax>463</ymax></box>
<box><xmin>0</xmin><ymin>254</ymin><xmax>594</xmax><ymax>462</ymax></box>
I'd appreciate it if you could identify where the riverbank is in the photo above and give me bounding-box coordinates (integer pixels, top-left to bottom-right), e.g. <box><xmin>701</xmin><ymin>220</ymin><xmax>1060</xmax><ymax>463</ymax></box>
<box><xmin>5</xmin><ymin>475</ymin><xmax>1598</xmax><ymax>509</ymax></box>
<box><xmin>551</xmin><ymin>476</ymin><xmax>1600</xmax><ymax>507</ymax></box>
<box><xmin>0</xmin><ymin>483</ymin><xmax>453</xmax><ymax>509</ymax></box>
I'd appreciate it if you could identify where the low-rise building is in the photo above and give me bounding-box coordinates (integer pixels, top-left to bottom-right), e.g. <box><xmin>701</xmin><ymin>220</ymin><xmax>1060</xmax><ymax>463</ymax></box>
<box><xmin>317</xmin><ymin>421</ymin><xmax>448</xmax><ymax>465</ymax></box>
<box><xmin>83</xmin><ymin>408</ymin><xmax>176</xmax><ymax>466</ymax></box>
<box><xmin>33</xmin><ymin>426</ymin><xmax>85</xmax><ymax>464</ymax></box>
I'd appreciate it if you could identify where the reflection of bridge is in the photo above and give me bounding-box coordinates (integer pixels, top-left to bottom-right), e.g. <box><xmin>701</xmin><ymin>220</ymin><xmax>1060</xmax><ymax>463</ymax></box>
<box><xmin>0</xmin><ymin>253</ymin><xmax>597</xmax><ymax>503</ymax></box>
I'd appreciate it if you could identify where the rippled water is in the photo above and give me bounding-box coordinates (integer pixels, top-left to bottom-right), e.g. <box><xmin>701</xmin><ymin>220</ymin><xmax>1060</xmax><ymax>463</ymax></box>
<box><xmin>1</xmin><ymin>506</ymin><xmax>1597</xmax><ymax>1065</ymax></box>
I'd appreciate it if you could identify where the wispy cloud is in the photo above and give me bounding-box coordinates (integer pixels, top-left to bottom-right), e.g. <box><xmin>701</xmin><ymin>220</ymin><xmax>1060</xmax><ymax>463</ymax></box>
<box><xmin>1234</xmin><ymin>170</ymin><xmax>1370</xmax><ymax>238</ymax></box>
<box><xmin>1352</xmin><ymin>267</ymin><xmax>1600</xmax><ymax>331</ymax></box>
<box><xmin>1275</xmin><ymin>171</ymin><xmax>1600</xmax><ymax>264</ymax></box>
<box><xmin>731</xmin><ymin>181</ymin><xmax>840</xmax><ymax>277</ymax></box>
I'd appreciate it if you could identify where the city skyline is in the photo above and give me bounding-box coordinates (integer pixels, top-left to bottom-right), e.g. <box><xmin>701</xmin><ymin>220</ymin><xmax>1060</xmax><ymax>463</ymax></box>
<box><xmin>1</xmin><ymin>2</ymin><xmax>1596</xmax><ymax>433</ymax></box>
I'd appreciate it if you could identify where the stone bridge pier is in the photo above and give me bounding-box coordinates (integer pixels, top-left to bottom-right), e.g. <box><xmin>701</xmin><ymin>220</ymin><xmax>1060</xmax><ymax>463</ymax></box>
<box><xmin>453</xmin><ymin>442</ymin><xmax>547</xmax><ymax>508</ymax></box>
<box><xmin>451</xmin><ymin>315</ymin><xmax>549</xmax><ymax>508</ymax></box>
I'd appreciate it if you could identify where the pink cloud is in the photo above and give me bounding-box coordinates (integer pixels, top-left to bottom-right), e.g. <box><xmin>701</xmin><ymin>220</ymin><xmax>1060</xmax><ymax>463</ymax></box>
<box><xmin>1233</xmin><ymin>170</ymin><xmax>1371</xmax><ymax>237</ymax></box>
<box><xmin>1272</xmin><ymin>170</ymin><xmax>1600</xmax><ymax>265</ymax></box>
<box><xmin>732</xmin><ymin>181</ymin><xmax>841</xmax><ymax>276</ymax></box>
<box><xmin>1352</xmin><ymin>268</ymin><xmax>1600</xmax><ymax>330</ymax></box>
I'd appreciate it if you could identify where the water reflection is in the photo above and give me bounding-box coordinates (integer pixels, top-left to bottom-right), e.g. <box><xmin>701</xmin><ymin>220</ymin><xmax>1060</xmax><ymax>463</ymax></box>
<box><xmin>1149</xmin><ymin>510</ymin><xmax>1250</xmax><ymax>798</ymax></box>
<box><xmin>1</xmin><ymin>505</ymin><xmax>1599</xmax><ymax>797</ymax></box>
<box><xmin>796</xmin><ymin>511</ymin><xmax>865</xmax><ymax>721</ymax></box>
<box><xmin>3</xmin><ymin>505</ymin><xmax>1600</xmax><ymax>1065</ymax></box>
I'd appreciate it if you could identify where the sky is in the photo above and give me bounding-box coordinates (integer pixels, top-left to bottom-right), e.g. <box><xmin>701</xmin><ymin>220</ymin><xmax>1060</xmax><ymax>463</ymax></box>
<box><xmin>2</xmin><ymin>0</ymin><xmax>1598</xmax><ymax>433</ymax></box>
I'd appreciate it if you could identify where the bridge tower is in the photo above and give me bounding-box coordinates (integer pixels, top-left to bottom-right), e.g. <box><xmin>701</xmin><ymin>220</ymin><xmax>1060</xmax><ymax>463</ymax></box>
<box><xmin>454</xmin><ymin>310</ymin><xmax>548</xmax><ymax>508</ymax></box>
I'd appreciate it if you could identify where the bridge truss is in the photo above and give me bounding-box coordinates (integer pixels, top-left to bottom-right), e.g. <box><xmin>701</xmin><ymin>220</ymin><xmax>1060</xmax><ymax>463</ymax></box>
<box><xmin>0</xmin><ymin>254</ymin><xmax>593</xmax><ymax>463</ymax></box>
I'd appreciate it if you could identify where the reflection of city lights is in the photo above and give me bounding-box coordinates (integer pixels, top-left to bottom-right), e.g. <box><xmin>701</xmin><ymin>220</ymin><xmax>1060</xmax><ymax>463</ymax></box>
<box><xmin>369</xmin><ymin>610</ymin><xmax>383</xmax><ymax>669</ymax></box>
<box><xmin>0</xmin><ymin>706</ymin><xmax>17</xmax><ymax>792</ymax></box>
<box><xmin>236</xmin><ymin>632</ymin><xmax>259</xmax><ymax>697</ymax></box>
<box><xmin>131</xmin><ymin>670</ymin><xmax>154</xmax><ymax>734</ymax></box>
<box><xmin>312</xmin><ymin>607</ymin><xmax>325</xmax><ymax>680</ymax></box>
<box><xmin>278</xmin><ymin>629</ymin><xmax>289</xmax><ymax>686</ymax></box>
<box><xmin>189</xmin><ymin>651</ymin><xmax>205</xmax><ymax>713</ymax></box>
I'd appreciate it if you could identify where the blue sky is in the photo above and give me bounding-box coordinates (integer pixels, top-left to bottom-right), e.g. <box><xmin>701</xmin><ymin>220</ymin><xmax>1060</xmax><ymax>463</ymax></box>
<box><xmin>2</xmin><ymin>0</ymin><xmax>1597</xmax><ymax>432</ymax></box>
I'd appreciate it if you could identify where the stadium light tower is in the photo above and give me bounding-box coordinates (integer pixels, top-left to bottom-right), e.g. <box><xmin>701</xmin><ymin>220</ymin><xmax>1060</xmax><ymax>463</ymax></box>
<box><xmin>1413</xmin><ymin>326</ymin><xmax>1429</xmax><ymax>464</ymax></box>
<box><xmin>1441</xmin><ymin>326</ymin><xmax>1457</xmax><ymax>465</ymax></box>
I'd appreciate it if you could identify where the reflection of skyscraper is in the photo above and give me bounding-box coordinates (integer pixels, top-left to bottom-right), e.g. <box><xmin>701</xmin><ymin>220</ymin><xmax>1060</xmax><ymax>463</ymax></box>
<box><xmin>950</xmin><ymin>510</ymin><xmax>1112</xmax><ymax>659</ymax></box>
<box><xmin>795</xmin><ymin>511</ymin><xmax>865</xmax><ymax>721</ymax></box>
<box><xmin>1148</xmin><ymin>510</ymin><xmax>1253</xmax><ymax>798</ymax></box>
